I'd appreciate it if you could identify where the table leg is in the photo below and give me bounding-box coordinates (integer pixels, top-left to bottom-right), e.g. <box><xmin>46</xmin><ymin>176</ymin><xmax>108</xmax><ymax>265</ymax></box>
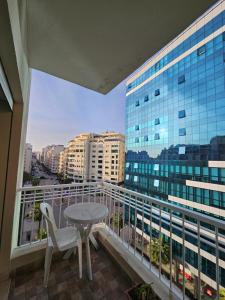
<box><xmin>89</xmin><ymin>233</ymin><xmax>99</xmax><ymax>250</ymax></box>
<box><xmin>85</xmin><ymin>236</ymin><xmax>92</xmax><ymax>280</ymax></box>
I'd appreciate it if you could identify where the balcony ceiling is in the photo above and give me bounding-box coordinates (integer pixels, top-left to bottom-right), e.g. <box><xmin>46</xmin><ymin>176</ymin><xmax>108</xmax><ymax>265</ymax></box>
<box><xmin>26</xmin><ymin>0</ymin><xmax>216</xmax><ymax>94</ymax></box>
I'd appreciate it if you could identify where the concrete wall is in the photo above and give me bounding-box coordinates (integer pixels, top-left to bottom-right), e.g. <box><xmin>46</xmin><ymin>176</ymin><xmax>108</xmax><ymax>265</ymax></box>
<box><xmin>0</xmin><ymin>0</ymin><xmax>31</xmax><ymax>282</ymax></box>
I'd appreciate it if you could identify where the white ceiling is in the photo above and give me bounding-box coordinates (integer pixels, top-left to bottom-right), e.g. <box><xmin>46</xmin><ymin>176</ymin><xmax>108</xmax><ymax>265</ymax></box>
<box><xmin>25</xmin><ymin>0</ymin><xmax>217</xmax><ymax>94</ymax></box>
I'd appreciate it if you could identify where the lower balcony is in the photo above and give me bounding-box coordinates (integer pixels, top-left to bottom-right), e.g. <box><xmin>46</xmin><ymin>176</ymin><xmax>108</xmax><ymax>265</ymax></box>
<box><xmin>9</xmin><ymin>182</ymin><xmax>225</xmax><ymax>300</ymax></box>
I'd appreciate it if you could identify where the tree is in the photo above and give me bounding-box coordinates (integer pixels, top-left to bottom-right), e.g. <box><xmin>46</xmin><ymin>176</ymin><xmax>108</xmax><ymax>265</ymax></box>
<box><xmin>147</xmin><ymin>237</ymin><xmax>169</xmax><ymax>265</ymax></box>
<box><xmin>32</xmin><ymin>178</ymin><xmax>40</xmax><ymax>186</ymax></box>
<box><xmin>23</xmin><ymin>171</ymin><xmax>32</xmax><ymax>184</ymax></box>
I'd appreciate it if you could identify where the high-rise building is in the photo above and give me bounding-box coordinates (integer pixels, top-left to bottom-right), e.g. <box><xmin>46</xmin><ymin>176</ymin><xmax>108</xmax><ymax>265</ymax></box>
<box><xmin>41</xmin><ymin>145</ymin><xmax>64</xmax><ymax>174</ymax></box>
<box><xmin>24</xmin><ymin>143</ymin><xmax>32</xmax><ymax>174</ymax></box>
<box><xmin>60</xmin><ymin>132</ymin><xmax>125</xmax><ymax>183</ymax></box>
<box><xmin>125</xmin><ymin>2</ymin><xmax>225</xmax><ymax>292</ymax></box>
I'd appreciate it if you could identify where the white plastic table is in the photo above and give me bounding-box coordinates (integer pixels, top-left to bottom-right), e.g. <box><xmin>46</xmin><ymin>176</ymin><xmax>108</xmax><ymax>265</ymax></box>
<box><xmin>64</xmin><ymin>202</ymin><xmax>108</xmax><ymax>280</ymax></box>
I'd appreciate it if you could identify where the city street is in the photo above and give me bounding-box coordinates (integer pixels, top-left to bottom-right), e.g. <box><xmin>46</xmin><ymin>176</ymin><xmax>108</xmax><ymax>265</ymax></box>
<box><xmin>32</xmin><ymin>157</ymin><xmax>59</xmax><ymax>186</ymax></box>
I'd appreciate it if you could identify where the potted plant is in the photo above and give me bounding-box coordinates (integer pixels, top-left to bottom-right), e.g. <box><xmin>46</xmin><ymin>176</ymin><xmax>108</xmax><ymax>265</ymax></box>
<box><xmin>125</xmin><ymin>282</ymin><xmax>160</xmax><ymax>300</ymax></box>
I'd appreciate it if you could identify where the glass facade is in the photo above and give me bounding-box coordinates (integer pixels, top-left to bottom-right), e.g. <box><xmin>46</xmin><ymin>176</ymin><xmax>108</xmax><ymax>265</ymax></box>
<box><xmin>125</xmin><ymin>3</ymin><xmax>225</xmax><ymax>298</ymax></box>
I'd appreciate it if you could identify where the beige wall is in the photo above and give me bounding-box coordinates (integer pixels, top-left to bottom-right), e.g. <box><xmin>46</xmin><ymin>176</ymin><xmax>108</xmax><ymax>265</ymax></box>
<box><xmin>0</xmin><ymin>0</ymin><xmax>31</xmax><ymax>281</ymax></box>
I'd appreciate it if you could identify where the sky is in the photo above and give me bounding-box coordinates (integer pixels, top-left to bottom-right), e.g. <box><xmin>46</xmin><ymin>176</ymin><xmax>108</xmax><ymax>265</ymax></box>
<box><xmin>26</xmin><ymin>70</ymin><xmax>126</xmax><ymax>151</ymax></box>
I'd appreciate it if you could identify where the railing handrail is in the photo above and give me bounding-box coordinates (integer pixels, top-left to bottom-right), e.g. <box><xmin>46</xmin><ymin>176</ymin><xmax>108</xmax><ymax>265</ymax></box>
<box><xmin>17</xmin><ymin>180</ymin><xmax>225</xmax><ymax>230</ymax></box>
<box><xmin>17</xmin><ymin>181</ymin><xmax>100</xmax><ymax>192</ymax></box>
<box><xmin>102</xmin><ymin>181</ymin><xmax>225</xmax><ymax>230</ymax></box>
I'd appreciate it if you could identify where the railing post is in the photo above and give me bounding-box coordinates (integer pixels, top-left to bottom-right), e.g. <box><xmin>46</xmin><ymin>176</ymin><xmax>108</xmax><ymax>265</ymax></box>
<box><xmin>182</xmin><ymin>213</ymin><xmax>185</xmax><ymax>300</ymax></box>
<box><xmin>169</xmin><ymin>210</ymin><xmax>173</xmax><ymax>292</ymax></box>
<box><xmin>141</xmin><ymin>197</ymin><xmax>144</xmax><ymax>263</ymax></box>
<box><xmin>197</xmin><ymin>219</ymin><xmax>201</xmax><ymax>300</ymax></box>
<box><xmin>159</xmin><ymin>204</ymin><xmax>162</xmax><ymax>279</ymax></box>
<box><xmin>19</xmin><ymin>191</ymin><xmax>25</xmax><ymax>246</ymax></box>
<box><xmin>134</xmin><ymin>196</ymin><xmax>137</xmax><ymax>256</ymax></box>
<box><xmin>215</xmin><ymin>226</ymin><xmax>220</xmax><ymax>300</ymax></box>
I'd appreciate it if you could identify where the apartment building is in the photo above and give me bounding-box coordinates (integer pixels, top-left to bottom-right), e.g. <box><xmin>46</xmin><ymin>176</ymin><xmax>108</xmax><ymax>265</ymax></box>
<box><xmin>23</xmin><ymin>143</ymin><xmax>32</xmax><ymax>174</ymax></box>
<box><xmin>125</xmin><ymin>2</ymin><xmax>225</xmax><ymax>294</ymax></box>
<box><xmin>60</xmin><ymin>132</ymin><xmax>125</xmax><ymax>183</ymax></box>
<box><xmin>58</xmin><ymin>148</ymin><xmax>68</xmax><ymax>177</ymax></box>
<box><xmin>41</xmin><ymin>145</ymin><xmax>64</xmax><ymax>174</ymax></box>
<box><xmin>102</xmin><ymin>132</ymin><xmax>125</xmax><ymax>183</ymax></box>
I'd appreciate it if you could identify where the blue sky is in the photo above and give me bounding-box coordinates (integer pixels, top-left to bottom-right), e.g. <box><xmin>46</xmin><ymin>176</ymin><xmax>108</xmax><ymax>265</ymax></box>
<box><xmin>26</xmin><ymin>70</ymin><xmax>126</xmax><ymax>151</ymax></box>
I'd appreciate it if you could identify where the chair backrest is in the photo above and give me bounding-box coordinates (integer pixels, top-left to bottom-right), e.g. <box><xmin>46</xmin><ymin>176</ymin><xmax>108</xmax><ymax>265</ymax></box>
<box><xmin>40</xmin><ymin>202</ymin><xmax>58</xmax><ymax>248</ymax></box>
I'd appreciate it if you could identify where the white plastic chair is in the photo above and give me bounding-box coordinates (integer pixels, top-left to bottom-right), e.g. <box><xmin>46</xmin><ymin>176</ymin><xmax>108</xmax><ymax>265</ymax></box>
<box><xmin>40</xmin><ymin>203</ymin><xmax>82</xmax><ymax>287</ymax></box>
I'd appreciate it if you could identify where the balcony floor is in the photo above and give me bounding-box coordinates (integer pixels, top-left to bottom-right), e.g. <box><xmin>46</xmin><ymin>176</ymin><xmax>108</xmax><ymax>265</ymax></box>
<box><xmin>9</xmin><ymin>245</ymin><xmax>132</xmax><ymax>300</ymax></box>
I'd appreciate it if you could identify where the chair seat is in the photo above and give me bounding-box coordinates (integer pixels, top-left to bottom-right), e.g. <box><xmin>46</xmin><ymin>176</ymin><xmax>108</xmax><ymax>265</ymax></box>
<box><xmin>48</xmin><ymin>226</ymin><xmax>81</xmax><ymax>251</ymax></box>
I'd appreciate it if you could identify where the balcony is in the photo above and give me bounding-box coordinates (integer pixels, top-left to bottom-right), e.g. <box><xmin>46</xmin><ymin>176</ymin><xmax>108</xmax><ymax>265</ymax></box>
<box><xmin>8</xmin><ymin>182</ymin><xmax>225</xmax><ymax>300</ymax></box>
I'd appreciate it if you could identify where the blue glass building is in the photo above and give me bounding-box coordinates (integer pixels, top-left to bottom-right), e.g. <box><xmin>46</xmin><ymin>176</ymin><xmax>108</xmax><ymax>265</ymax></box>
<box><xmin>125</xmin><ymin>1</ymin><xmax>225</xmax><ymax>297</ymax></box>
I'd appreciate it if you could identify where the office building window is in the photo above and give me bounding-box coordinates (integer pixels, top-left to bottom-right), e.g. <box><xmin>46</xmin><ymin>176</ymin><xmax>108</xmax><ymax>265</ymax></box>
<box><xmin>126</xmin><ymin>174</ymin><xmax>129</xmax><ymax>180</ymax></box>
<box><xmin>179</xmin><ymin>128</ymin><xmax>186</xmax><ymax>136</ymax></box>
<box><xmin>178</xmin><ymin>75</ymin><xmax>185</xmax><ymax>84</ymax></box>
<box><xmin>154</xmin><ymin>133</ymin><xmax>160</xmax><ymax>140</ymax></box>
<box><xmin>127</xmin><ymin>83</ymin><xmax>132</xmax><ymax>90</ymax></box>
<box><xmin>155</xmin><ymin>61</ymin><xmax>160</xmax><ymax>71</ymax></box>
<box><xmin>135</xmin><ymin>100</ymin><xmax>140</xmax><ymax>107</ymax></box>
<box><xmin>144</xmin><ymin>135</ymin><xmax>148</xmax><ymax>141</ymax></box>
<box><xmin>144</xmin><ymin>95</ymin><xmax>149</xmax><ymax>102</ymax></box>
<box><xmin>134</xmin><ymin>176</ymin><xmax>138</xmax><ymax>182</ymax></box>
<box><xmin>178</xmin><ymin>110</ymin><xmax>186</xmax><ymax>118</ymax></box>
<box><xmin>155</xmin><ymin>89</ymin><xmax>160</xmax><ymax>96</ymax></box>
<box><xmin>135</xmin><ymin>137</ymin><xmax>139</xmax><ymax>143</ymax></box>
<box><xmin>223</xmin><ymin>32</ymin><xmax>225</xmax><ymax>41</ymax></box>
<box><xmin>154</xmin><ymin>179</ymin><xmax>159</xmax><ymax>187</ymax></box>
<box><xmin>134</xmin><ymin>163</ymin><xmax>138</xmax><ymax>169</ymax></box>
<box><xmin>155</xmin><ymin>118</ymin><xmax>160</xmax><ymax>125</ymax></box>
<box><xmin>154</xmin><ymin>164</ymin><xmax>159</xmax><ymax>171</ymax></box>
<box><xmin>135</xmin><ymin>125</ymin><xmax>139</xmax><ymax>131</ymax></box>
<box><xmin>197</xmin><ymin>45</ymin><xmax>206</xmax><ymax>56</ymax></box>
<box><xmin>179</xmin><ymin>146</ymin><xmax>186</xmax><ymax>155</ymax></box>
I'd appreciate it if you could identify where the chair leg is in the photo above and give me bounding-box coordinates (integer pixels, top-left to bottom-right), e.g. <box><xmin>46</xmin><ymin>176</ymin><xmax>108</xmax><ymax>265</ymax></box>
<box><xmin>85</xmin><ymin>237</ymin><xmax>92</xmax><ymax>280</ymax></box>
<box><xmin>44</xmin><ymin>246</ymin><xmax>53</xmax><ymax>287</ymax></box>
<box><xmin>77</xmin><ymin>241</ymin><xmax>82</xmax><ymax>279</ymax></box>
<box><xmin>63</xmin><ymin>247</ymin><xmax>74</xmax><ymax>260</ymax></box>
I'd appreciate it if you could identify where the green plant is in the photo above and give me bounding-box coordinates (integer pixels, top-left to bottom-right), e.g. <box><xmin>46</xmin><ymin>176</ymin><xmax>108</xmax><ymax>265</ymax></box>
<box><xmin>34</xmin><ymin>202</ymin><xmax>42</xmax><ymax>222</ymax></box>
<box><xmin>220</xmin><ymin>288</ymin><xmax>225</xmax><ymax>299</ymax></box>
<box><xmin>147</xmin><ymin>237</ymin><xmax>169</xmax><ymax>265</ymax></box>
<box><xmin>37</xmin><ymin>228</ymin><xmax>47</xmax><ymax>240</ymax></box>
<box><xmin>112</xmin><ymin>212</ymin><xmax>123</xmax><ymax>233</ymax></box>
<box><xmin>130</xmin><ymin>283</ymin><xmax>160</xmax><ymax>300</ymax></box>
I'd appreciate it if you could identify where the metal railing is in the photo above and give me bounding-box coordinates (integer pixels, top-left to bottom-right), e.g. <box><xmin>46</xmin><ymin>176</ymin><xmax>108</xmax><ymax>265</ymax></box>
<box><xmin>17</xmin><ymin>181</ymin><xmax>225</xmax><ymax>300</ymax></box>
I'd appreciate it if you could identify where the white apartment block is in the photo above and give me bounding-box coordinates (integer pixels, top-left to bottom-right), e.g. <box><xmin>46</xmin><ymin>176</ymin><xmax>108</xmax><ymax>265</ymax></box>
<box><xmin>102</xmin><ymin>132</ymin><xmax>125</xmax><ymax>183</ymax></box>
<box><xmin>24</xmin><ymin>143</ymin><xmax>32</xmax><ymax>174</ymax></box>
<box><xmin>58</xmin><ymin>147</ymin><xmax>69</xmax><ymax>177</ymax></box>
<box><xmin>66</xmin><ymin>134</ymin><xmax>91</xmax><ymax>182</ymax></box>
<box><xmin>41</xmin><ymin>145</ymin><xmax>64</xmax><ymax>174</ymax></box>
<box><xmin>60</xmin><ymin>132</ymin><xmax>125</xmax><ymax>184</ymax></box>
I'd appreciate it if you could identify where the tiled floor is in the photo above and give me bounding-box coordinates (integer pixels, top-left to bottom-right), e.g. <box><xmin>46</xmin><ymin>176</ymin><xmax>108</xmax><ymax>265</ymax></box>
<box><xmin>9</xmin><ymin>245</ymin><xmax>132</xmax><ymax>300</ymax></box>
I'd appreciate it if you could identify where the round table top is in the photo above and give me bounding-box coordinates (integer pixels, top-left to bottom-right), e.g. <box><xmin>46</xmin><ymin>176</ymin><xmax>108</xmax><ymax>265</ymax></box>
<box><xmin>64</xmin><ymin>202</ymin><xmax>109</xmax><ymax>224</ymax></box>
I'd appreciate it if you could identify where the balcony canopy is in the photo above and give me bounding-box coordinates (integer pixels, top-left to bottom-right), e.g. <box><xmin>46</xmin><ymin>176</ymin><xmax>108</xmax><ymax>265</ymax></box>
<box><xmin>24</xmin><ymin>0</ymin><xmax>216</xmax><ymax>94</ymax></box>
